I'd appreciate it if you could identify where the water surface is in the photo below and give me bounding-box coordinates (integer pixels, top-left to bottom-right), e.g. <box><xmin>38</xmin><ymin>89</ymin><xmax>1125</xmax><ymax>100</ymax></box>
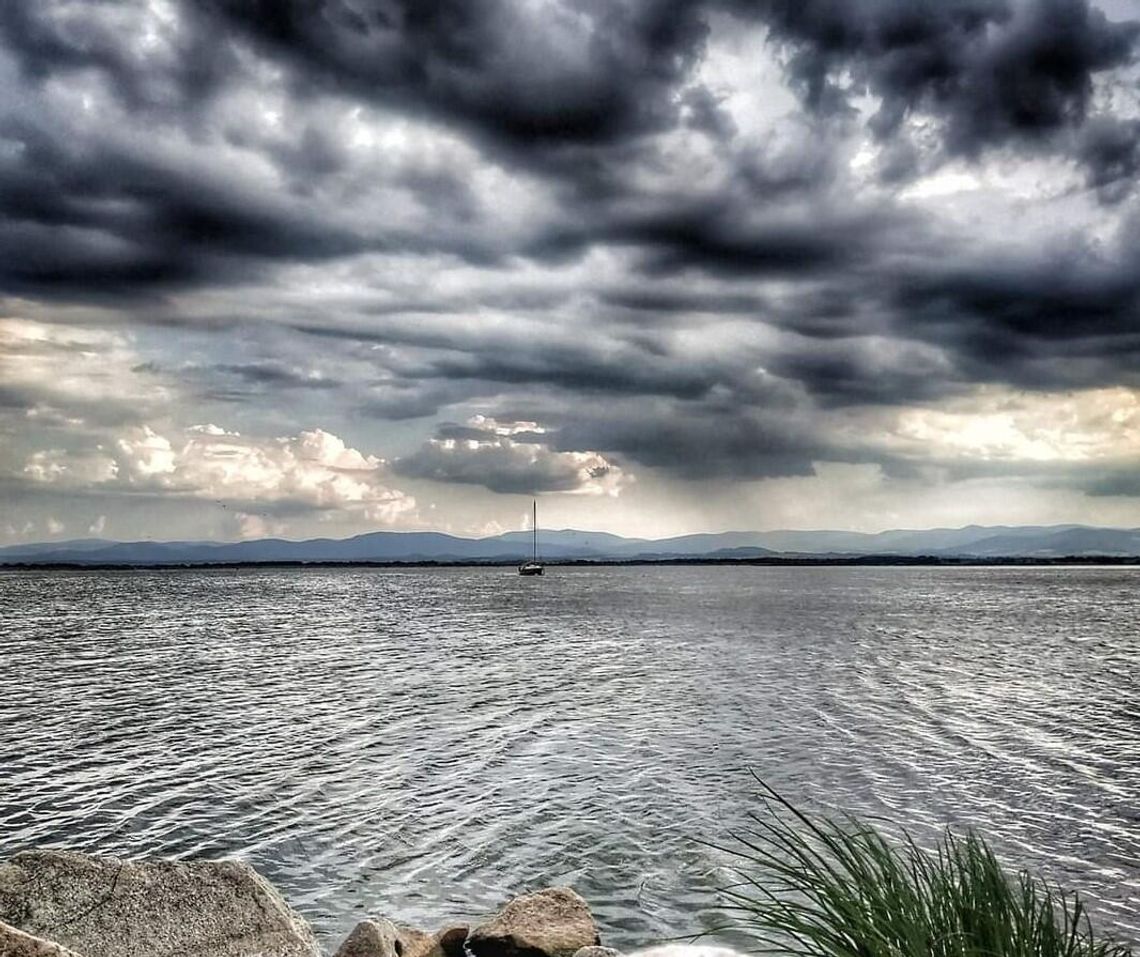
<box><xmin>1</xmin><ymin>566</ymin><xmax>1137</xmax><ymax>947</ymax></box>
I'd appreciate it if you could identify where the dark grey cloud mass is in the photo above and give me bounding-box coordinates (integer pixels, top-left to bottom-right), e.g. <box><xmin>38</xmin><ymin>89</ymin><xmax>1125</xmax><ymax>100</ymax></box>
<box><xmin>1</xmin><ymin>0</ymin><xmax>1139</xmax><ymax>523</ymax></box>
<box><xmin>199</xmin><ymin>0</ymin><xmax>710</xmax><ymax>148</ymax></box>
<box><xmin>393</xmin><ymin>425</ymin><xmax>605</xmax><ymax>495</ymax></box>
<box><xmin>748</xmin><ymin>0</ymin><xmax>1137</xmax><ymax>139</ymax></box>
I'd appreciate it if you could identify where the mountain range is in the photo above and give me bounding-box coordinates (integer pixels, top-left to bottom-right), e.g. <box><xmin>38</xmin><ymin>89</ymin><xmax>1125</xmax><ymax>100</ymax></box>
<box><xmin>2</xmin><ymin>524</ymin><xmax>1140</xmax><ymax>565</ymax></box>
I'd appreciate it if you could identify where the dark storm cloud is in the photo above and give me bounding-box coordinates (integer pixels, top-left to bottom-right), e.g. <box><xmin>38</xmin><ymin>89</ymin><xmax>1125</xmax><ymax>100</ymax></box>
<box><xmin>0</xmin><ymin>118</ymin><xmax>377</xmax><ymax>298</ymax></box>
<box><xmin>0</xmin><ymin>0</ymin><xmax>1134</xmax><ymax>303</ymax></box>
<box><xmin>547</xmin><ymin>403</ymin><xmax>828</xmax><ymax>479</ymax></box>
<box><xmin>277</xmin><ymin>227</ymin><xmax>1139</xmax><ymax>425</ymax></box>
<box><xmin>213</xmin><ymin>362</ymin><xmax>342</xmax><ymax>390</ymax></box>
<box><xmin>0</xmin><ymin>111</ymin><xmax>541</xmax><ymax>301</ymax></box>
<box><xmin>600</xmin><ymin>288</ymin><xmax>767</xmax><ymax>316</ymax></box>
<box><xmin>433</xmin><ymin>424</ymin><xmax>498</xmax><ymax>443</ymax></box>
<box><xmin>393</xmin><ymin>421</ymin><xmax>616</xmax><ymax>494</ymax></box>
<box><xmin>394</xmin><ymin>444</ymin><xmax>586</xmax><ymax>495</ymax></box>
<box><xmin>182</xmin><ymin>361</ymin><xmax>345</xmax><ymax>405</ymax></box>
<box><xmin>1078</xmin><ymin>117</ymin><xmax>1140</xmax><ymax>202</ymax></box>
<box><xmin>2</xmin><ymin>0</ymin><xmax>1140</xmax><ymax>504</ymax></box>
<box><xmin>0</xmin><ymin>0</ymin><xmax>712</xmax><ymax>230</ymax></box>
<box><xmin>612</xmin><ymin>202</ymin><xmax>914</xmax><ymax>277</ymax></box>
<box><xmin>897</xmin><ymin>257</ymin><xmax>1140</xmax><ymax>341</ymax></box>
<box><xmin>14</xmin><ymin>1</ymin><xmax>1129</xmax><ymax>165</ymax></box>
<box><xmin>0</xmin><ymin>2</ymin><xmax>237</xmax><ymax>113</ymax></box>
<box><xmin>410</xmin><ymin>349</ymin><xmax>720</xmax><ymax>400</ymax></box>
<box><xmin>358</xmin><ymin>381</ymin><xmax>477</xmax><ymax>421</ymax></box>
<box><xmin>763</xmin><ymin>340</ymin><xmax>958</xmax><ymax>406</ymax></box>
<box><xmin>196</xmin><ymin>0</ymin><xmax>710</xmax><ymax>150</ymax></box>
<box><xmin>888</xmin><ymin>233</ymin><xmax>1140</xmax><ymax>392</ymax></box>
<box><xmin>288</xmin><ymin>313</ymin><xmax>792</xmax><ymax>407</ymax></box>
<box><xmin>740</xmin><ymin>0</ymin><xmax>1139</xmax><ymax>159</ymax></box>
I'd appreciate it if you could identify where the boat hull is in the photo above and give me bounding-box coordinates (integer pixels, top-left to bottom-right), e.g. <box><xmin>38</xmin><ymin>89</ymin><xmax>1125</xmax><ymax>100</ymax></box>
<box><xmin>518</xmin><ymin>563</ymin><xmax>544</xmax><ymax>576</ymax></box>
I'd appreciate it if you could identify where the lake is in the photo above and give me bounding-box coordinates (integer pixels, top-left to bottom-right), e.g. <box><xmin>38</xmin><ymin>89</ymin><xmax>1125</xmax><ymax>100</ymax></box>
<box><xmin>1</xmin><ymin>566</ymin><xmax>1138</xmax><ymax>948</ymax></box>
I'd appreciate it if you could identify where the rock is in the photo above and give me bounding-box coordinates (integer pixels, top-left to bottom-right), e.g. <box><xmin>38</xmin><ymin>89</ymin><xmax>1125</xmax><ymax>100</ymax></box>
<box><xmin>467</xmin><ymin>888</ymin><xmax>599</xmax><ymax>957</ymax></box>
<box><xmin>573</xmin><ymin>949</ymin><xmax>620</xmax><ymax>957</ymax></box>
<box><xmin>0</xmin><ymin>851</ymin><xmax>317</xmax><ymax>957</ymax></box>
<box><xmin>336</xmin><ymin>920</ymin><xmax>467</xmax><ymax>957</ymax></box>
<box><xmin>409</xmin><ymin>924</ymin><xmax>470</xmax><ymax>957</ymax></box>
<box><xmin>435</xmin><ymin>925</ymin><xmax>469</xmax><ymax>957</ymax></box>
<box><xmin>0</xmin><ymin>920</ymin><xmax>85</xmax><ymax>957</ymax></box>
<box><xmin>334</xmin><ymin>920</ymin><xmax>400</xmax><ymax>957</ymax></box>
<box><xmin>396</xmin><ymin>925</ymin><xmax>436</xmax><ymax>957</ymax></box>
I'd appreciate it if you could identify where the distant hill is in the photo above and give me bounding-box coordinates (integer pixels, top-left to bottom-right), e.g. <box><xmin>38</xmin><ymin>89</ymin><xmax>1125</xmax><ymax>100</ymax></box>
<box><xmin>1</xmin><ymin>524</ymin><xmax>1139</xmax><ymax>565</ymax></box>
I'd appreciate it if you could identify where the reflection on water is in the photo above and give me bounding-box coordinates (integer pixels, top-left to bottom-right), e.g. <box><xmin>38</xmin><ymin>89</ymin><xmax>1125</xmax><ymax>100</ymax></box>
<box><xmin>1</xmin><ymin>566</ymin><xmax>1137</xmax><ymax>948</ymax></box>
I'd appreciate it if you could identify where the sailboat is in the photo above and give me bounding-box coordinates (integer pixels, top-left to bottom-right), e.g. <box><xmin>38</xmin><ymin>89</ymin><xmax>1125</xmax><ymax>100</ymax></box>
<box><xmin>518</xmin><ymin>499</ymin><xmax>544</xmax><ymax>576</ymax></box>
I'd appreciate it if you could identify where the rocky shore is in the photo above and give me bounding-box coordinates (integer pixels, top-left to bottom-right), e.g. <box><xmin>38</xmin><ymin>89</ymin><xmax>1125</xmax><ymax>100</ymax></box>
<box><xmin>0</xmin><ymin>852</ymin><xmax>630</xmax><ymax>957</ymax></box>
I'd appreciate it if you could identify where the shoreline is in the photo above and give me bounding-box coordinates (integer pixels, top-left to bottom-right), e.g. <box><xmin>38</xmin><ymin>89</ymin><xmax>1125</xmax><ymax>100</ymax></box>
<box><xmin>2</xmin><ymin>555</ymin><xmax>1139</xmax><ymax>570</ymax></box>
<box><xmin>0</xmin><ymin>852</ymin><xmax>627</xmax><ymax>957</ymax></box>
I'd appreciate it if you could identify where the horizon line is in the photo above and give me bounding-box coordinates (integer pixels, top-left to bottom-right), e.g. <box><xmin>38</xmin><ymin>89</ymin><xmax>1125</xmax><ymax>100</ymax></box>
<box><xmin>4</xmin><ymin>520</ymin><xmax>1140</xmax><ymax>550</ymax></box>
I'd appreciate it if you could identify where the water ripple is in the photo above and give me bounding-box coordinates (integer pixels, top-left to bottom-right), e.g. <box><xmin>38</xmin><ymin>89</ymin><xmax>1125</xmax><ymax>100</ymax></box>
<box><xmin>0</xmin><ymin>566</ymin><xmax>1137</xmax><ymax>948</ymax></box>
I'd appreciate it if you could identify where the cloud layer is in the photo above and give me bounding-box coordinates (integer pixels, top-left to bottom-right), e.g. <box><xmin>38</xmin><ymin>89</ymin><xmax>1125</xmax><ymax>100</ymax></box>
<box><xmin>2</xmin><ymin>0</ymin><xmax>1139</xmax><ymax>540</ymax></box>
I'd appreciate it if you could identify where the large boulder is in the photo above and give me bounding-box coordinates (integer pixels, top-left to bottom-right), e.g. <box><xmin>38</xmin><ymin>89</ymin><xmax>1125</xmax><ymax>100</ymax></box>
<box><xmin>0</xmin><ymin>920</ymin><xmax>85</xmax><ymax>957</ymax></box>
<box><xmin>467</xmin><ymin>888</ymin><xmax>599</xmax><ymax>957</ymax></box>
<box><xmin>0</xmin><ymin>851</ymin><xmax>317</xmax><ymax>957</ymax></box>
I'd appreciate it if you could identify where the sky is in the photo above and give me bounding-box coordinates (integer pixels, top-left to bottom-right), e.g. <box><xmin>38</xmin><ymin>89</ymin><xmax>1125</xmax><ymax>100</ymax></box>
<box><xmin>2</xmin><ymin>0</ymin><xmax>1140</xmax><ymax>544</ymax></box>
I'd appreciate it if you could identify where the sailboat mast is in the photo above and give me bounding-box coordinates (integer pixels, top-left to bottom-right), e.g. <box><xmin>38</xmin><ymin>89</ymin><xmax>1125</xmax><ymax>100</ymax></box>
<box><xmin>532</xmin><ymin>499</ymin><xmax>537</xmax><ymax>562</ymax></box>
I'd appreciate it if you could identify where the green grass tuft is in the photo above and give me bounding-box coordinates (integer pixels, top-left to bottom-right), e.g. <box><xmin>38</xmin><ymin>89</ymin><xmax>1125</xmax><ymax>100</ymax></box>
<box><xmin>707</xmin><ymin>777</ymin><xmax>1133</xmax><ymax>957</ymax></box>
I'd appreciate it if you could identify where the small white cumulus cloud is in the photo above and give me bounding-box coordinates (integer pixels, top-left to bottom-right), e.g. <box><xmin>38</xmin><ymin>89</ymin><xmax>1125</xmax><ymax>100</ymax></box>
<box><xmin>467</xmin><ymin>414</ymin><xmax>547</xmax><ymax>436</ymax></box>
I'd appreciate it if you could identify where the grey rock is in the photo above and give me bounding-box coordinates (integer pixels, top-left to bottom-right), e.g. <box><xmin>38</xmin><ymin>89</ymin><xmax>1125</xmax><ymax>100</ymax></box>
<box><xmin>0</xmin><ymin>851</ymin><xmax>317</xmax><ymax>957</ymax></box>
<box><xmin>0</xmin><ymin>920</ymin><xmax>85</xmax><ymax>957</ymax></box>
<box><xmin>467</xmin><ymin>888</ymin><xmax>599</xmax><ymax>957</ymax></box>
<box><xmin>396</xmin><ymin>925</ymin><xmax>436</xmax><ymax>957</ymax></box>
<box><xmin>333</xmin><ymin>920</ymin><xmax>400</xmax><ymax>957</ymax></box>
<box><xmin>573</xmin><ymin>949</ymin><xmax>620</xmax><ymax>957</ymax></box>
<box><xmin>406</xmin><ymin>924</ymin><xmax>470</xmax><ymax>957</ymax></box>
<box><xmin>336</xmin><ymin>920</ymin><xmax>466</xmax><ymax>957</ymax></box>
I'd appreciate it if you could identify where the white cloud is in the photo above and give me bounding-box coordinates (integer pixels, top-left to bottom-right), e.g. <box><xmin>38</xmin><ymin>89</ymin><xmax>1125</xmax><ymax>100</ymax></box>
<box><xmin>468</xmin><ymin>414</ymin><xmax>548</xmax><ymax>436</ymax></box>
<box><xmin>23</xmin><ymin>423</ymin><xmax>418</xmax><ymax>524</ymax></box>
<box><xmin>235</xmin><ymin>512</ymin><xmax>286</xmax><ymax>540</ymax></box>
<box><xmin>886</xmin><ymin>386</ymin><xmax>1140</xmax><ymax>464</ymax></box>
<box><xmin>0</xmin><ymin>317</ymin><xmax>172</xmax><ymax>424</ymax></box>
<box><xmin>24</xmin><ymin>448</ymin><xmax>119</xmax><ymax>484</ymax></box>
<box><xmin>117</xmin><ymin>427</ymin><xmax>177</xmax><ymax>478</ymax></box>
